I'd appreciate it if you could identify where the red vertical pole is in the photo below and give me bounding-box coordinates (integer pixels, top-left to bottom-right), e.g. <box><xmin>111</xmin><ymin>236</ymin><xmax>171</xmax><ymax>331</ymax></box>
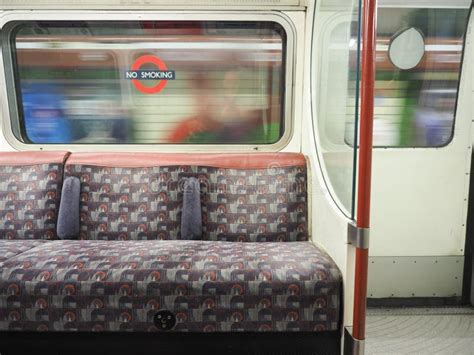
<box><xmin>353</xmin><ymin>0</ymin><xmax>377</xmax><ymax>341</ymax></box>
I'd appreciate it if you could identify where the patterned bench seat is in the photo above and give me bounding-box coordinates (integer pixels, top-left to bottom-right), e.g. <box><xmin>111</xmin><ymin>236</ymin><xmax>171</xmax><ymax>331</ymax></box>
<box><xmin>0</xmin><ymin>240</ymin><xmax>341</xmax><ymax>332</ymax></box>
<box><xmin>0</xmin><ymin>151</ymin><xmax>69</xmax><ymax>241</ymax></box>
<box><xmin>0</xmin><ymin>151</ymin><xmax>342</xmax><ymax>337</ymax></box>
<box><xmin>63</xmin><ymin>152</ymin><xmax>309</xmax><ymax>242</ymax></box>
<box><xmin>0</xmin><ymin>240</ymin><xmax>47</xmax><ymax>267</ymax></box>
<box><xmin>0</xmin><ymin>151</ymin><xmax>69</xmax><ymax>265</ymax></box>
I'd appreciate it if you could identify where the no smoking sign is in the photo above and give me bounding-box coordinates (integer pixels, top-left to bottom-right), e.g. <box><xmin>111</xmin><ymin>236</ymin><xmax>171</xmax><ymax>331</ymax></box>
<box><xmin>125</xmin><ymin>55</ymin><xmax>175</xmax><ymax>94</ymax></box>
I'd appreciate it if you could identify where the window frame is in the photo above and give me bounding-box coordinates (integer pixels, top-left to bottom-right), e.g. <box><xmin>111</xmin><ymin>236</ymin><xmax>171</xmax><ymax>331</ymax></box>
<box><xmin>0</xmin><ymin>11</ymin><xmax>296</xmax><ymax>151</ymax></box>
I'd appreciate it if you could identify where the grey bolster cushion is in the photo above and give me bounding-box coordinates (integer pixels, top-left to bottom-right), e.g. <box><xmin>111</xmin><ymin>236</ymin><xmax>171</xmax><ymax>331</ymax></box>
<box><xmin>57</xmin><ymin>176</ymin><xmax>81</xmax><ymax>239</ymax></box>
<box><xmin>181</xmin><ymin>177</ymin><xmax>202</xmax><ymax>240</ymax></box>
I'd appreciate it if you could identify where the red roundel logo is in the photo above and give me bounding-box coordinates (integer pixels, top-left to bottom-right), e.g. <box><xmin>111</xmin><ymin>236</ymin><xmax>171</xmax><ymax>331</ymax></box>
<box><xmin>126</xmin><ymin>55</ymin><xmax>175</xmax><ymax>94</ymax></box>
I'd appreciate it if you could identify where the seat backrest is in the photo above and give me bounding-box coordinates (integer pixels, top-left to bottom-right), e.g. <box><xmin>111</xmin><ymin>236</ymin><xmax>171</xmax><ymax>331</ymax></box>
<box><xmin>64</xmin><ymin>152</ymin><xmax>309</xmax><ymax>241</ymax></box>
<box><xmin>0</xmin><ymin>151</ymin><xmax>69</xmax><ymax>240</ymax></box>
<box><xmin>200</xmin><ymin>154</ymin><xmax>309</xmax><ymax>242</ymax></box>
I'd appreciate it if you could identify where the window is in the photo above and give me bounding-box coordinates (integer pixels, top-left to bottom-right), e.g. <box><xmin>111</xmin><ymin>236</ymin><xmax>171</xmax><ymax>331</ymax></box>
<box><xmin>313</xmin><ymin>4</ymin><xmax>361</xmax><ymax>217</ymax></box>
<box><xmin>344</xmin><ymin>7</ymin><xmax>470</xmax><ymax>147</ymax></box>
<box><xmin>9</xmin><ymin>21</ymin><xmax>286</xmax><ymax>145</ymax></box>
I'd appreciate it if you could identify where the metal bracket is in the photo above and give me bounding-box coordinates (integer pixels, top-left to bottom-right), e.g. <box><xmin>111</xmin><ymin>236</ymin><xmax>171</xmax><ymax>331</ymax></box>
<box><xmin>347</xmin><ymin>222</ymin><xmax>370</xmax><ymax>249</ymax></box>
<box><xmin>344</xmin><ymin>327</ymin><xmax>365</xmax><ymax>355</ymax></box>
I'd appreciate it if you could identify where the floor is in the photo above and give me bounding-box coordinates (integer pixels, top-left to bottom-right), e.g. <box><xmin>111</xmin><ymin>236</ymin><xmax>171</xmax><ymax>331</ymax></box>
<box><xmin>365</xmin><ymin>307</ymin><xmax>474</xmax><ymax>354</ymax></box>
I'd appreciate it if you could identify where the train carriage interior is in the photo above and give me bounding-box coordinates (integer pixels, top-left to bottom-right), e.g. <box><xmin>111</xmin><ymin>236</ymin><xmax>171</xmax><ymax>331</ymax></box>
<box><xmin>0</xmin><ymin>0</ymin><xmax>473</xmax><ymax>354</ymax></box>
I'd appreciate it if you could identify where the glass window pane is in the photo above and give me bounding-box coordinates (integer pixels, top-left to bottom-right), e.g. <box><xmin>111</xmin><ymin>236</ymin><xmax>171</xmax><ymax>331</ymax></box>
<box><xmin>12</xmin><ymin>21</ymin><xmax>285</xmax><ymax>144</ymax></box>
<box><xmin>313</xmin><ymin>1</ymin><xmax>361</xmax><ymax>217</ymax></box>
<box><xmin>345</xmin><ymin>7</ymin><xmax>470</xmax><ymax>147</ymax></box>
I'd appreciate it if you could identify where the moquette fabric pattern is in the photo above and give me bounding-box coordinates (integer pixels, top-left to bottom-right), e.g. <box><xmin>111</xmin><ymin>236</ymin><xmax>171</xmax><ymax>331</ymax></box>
<box><xmin>64</xmin><ymin>162</ymin><xmax>308</xmax><ymax>242</ymax></box>
<box><xmin>65</xmin><ymin>164</ymin><xmax>191</xmax><ymax>240</ymax></box>
<box><xmin>0</xmin><ymin>240</ymin><xmax>47</xmax><ymax>266</ymax></box>
<box><xmin>201</xmin><ymin>164</ymin><xmax>308</xmax><ymax>242</ymax></box>
<box><xmin>0</xmin><ymin>240</ymin><xmax>341</xmax><ymax>332</ymax></box>
<box><xmin>0</xmin><ymin>162</ymin><xmax>64</xmax><ymax>240</ymax></box>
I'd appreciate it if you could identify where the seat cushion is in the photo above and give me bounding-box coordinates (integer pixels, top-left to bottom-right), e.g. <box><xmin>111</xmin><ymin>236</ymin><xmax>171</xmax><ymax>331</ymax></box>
<box><xmin>0</xmin><ymin>151</ymin><xmax>69</xmax><ymax>240</ymax></box>
<box><xmin>0</xmin><ymin>240</ymin><xmax>47</xmax><ymax>266</ymax></box>
<box><xmin>0</xmin><ymin>240</ymin><xmax>341</xmax><ymax>332</ymax></box>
